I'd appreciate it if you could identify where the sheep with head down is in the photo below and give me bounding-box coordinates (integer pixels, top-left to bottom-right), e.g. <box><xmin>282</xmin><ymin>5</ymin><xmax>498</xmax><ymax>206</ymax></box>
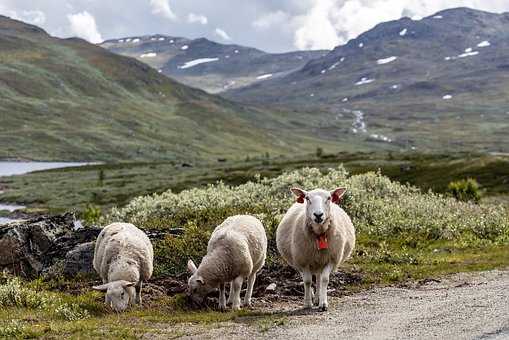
<box><xmin>187</xmin><ymin>215</ymin><xmax>267</xmax><ymax>310</ymax></box>
<box><xmin>92</xmin><ymin>223</ymin><xmax>153</xmax><ymax>312</ymax></box>
<box><xmin>276</xmin><ymin>187</ymin><xmax>355</xmax><ymax>311</ymax></box>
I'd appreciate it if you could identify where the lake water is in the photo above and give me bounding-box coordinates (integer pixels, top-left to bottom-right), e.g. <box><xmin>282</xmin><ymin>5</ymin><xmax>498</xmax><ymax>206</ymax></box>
<box><xmin>0</xmin><ymin>217</ymin><xmax>19</xmax><ymax>225</ymax></box>
<box><xmin>0</xmin><ymin>203</ymin><xmax>26</xmax><ymax>212</ymax></box>
<box><xmin>0</xmin><ymin>161</ymin><xmax>95</xmax><ymax>177</ymax></box>
<box><xmin>0</xmin><ymin>162</ymin><xmax>95</xmax><ymax>224</ymax></box>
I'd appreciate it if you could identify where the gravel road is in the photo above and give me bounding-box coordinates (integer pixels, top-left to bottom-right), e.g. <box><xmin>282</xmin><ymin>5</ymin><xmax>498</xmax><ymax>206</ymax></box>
<box><xmin>178</xmin><ymin>269</ymin><xmax>509</xmax><ymax>339</ymax></box>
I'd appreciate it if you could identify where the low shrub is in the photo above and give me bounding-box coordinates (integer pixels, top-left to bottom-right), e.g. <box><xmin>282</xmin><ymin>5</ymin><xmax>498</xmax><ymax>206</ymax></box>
<box><xmin>0</xmin><ymin>277</ymin><xmax>94</xmax><ymax>321</ymax></box>
<box><xmin>106</xmin><ymin>167</ymin><xmax>509</xmax><ymax>274</ymax></box>
<box><xmin>448</xmin><ymin>178</ymin><xmax>482</xmax><ymax>203</ymax></box>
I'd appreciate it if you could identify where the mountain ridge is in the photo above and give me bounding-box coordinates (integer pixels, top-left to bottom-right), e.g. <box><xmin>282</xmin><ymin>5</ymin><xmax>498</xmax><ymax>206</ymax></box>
<box><xmin>101</xmin><ymin>35</ymin><xmax>327</xmax><ymax>93</ymax></box>
<box><xmin>0</xmin><ymin>15</ymin><xmax>342</xmax><ymax>162</ymax></box>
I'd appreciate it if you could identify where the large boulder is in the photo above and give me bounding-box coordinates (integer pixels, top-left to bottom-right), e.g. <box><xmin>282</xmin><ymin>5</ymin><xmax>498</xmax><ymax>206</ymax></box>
<box><xmin>0</xmin><ymin>213</ymin><xmax>101</xmax><ymax>278</ymax></box>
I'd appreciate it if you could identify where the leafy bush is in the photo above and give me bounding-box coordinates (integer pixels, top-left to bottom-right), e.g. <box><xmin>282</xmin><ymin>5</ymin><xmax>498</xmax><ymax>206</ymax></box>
<box><xmin>106</xmin><ymin>167</ymin><xmax>509</xmax><ymax>274</ymax></box>
<box><xmin>0</xmin><ymin>277</ymin><xmax>49</xmax><ymax>309</ymax></box>
<box><xmin>82</xmin><ymin>204</ymin><xmax>102</xmax><ymax>224</ymax></box>
<box><xmin>448</xmin><ymin>178</ymin><xmax>481</xmax><ymax>203</ymax></box>
<box><xmin>0</xmin><ymin>277</ymin><xmax>92</xmax><ymax>321</ymax></box>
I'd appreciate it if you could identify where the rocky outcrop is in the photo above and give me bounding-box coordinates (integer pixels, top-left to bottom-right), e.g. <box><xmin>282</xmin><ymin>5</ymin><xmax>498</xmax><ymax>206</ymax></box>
<box><xmin>0</xmin><ymin>213</ymin><xmax>101</xmax><ymax>278</ymax></box>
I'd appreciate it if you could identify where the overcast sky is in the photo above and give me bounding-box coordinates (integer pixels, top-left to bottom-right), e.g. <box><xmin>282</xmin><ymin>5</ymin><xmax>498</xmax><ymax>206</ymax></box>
<box><xmin>1</xmin><ymin>0</ymin><xmax>509</xmax><ymax>52</ymax></box>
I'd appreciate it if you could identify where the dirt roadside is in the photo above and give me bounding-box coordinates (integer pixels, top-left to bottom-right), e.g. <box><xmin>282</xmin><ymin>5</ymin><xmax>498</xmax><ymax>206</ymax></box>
<box><xmin>172</xmin><ymin>269</ymin><xmax>509</xmax><ymax>339</ymax></box>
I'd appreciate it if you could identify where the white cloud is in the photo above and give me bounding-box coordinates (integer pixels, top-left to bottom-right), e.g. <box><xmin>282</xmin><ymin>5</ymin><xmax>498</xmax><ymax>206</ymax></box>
<box><xmin>67</xmin><ymin>11</ymin><xmax>103</xmax><ymax>44</ymax></box>
<box><xmin>0</xmin><ymin>5</ymin><xmax>46</xmax><ymax>26</ymax></box>
<box><xmin>252</xmin><ymin>10</ymin><xmax>290</xmax><ymax>30</ymax></box>
<box><xmin>149</xmin><ymin>0</ymin><xmax>177</xmax><ymax>20</ymax></box>
<box><xmin>187</xmin><ymin>13</ymin><xmax>208</xmax><ymax>25</ymax></box>
<box><xmin>291</xmin><ymin>0</ymin><xmax>509</xmax><ymax>50</ymax></box>
<box><xmin>214</xmin><ymin>28</ymin><xmax>231</xmax><ymax>41</ymax></box>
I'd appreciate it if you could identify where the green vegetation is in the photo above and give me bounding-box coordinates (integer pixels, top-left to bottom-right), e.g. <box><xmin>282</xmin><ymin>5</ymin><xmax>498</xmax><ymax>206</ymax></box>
<box><xmin>1</xmin><ymin>153</ymin><xmax>507</xmax><ymax>214</ymax></box>
<box><xmin>448</xmin><ymin>178</ymin><xmax>482</xmax><ymax>203</ymax></box>
<box><xmin>107</xmin><ymin>166</ymin><xmax>509</xmax><ymax>278</ymax></box>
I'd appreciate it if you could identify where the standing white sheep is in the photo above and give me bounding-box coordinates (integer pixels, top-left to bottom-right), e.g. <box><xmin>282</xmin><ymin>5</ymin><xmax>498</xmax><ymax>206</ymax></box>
<box><xmin>187</xmin><ymin>215</ymin><xmax>267</xmax><ymax>310</ymax></box>
<box><xmin>92</xmin><ymin>223</ymin><xmax>154</xmax><ymax>312</ymax></box>
<box><xmin>276</xmin><ymin>187</ymin><xmax>355</xmax><ymax>311</ymax></box>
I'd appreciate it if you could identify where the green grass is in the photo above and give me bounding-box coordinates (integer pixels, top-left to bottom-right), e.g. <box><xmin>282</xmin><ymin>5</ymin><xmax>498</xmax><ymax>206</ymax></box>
<box><xmin>1</xmin><ymin>152</ymin><xmax>507</xmax><ymax>215</ymax></box>
<box><xmin>0</xmin><ymin>242</ymin><xmax>508</xmax><ymax>339</ymax></box>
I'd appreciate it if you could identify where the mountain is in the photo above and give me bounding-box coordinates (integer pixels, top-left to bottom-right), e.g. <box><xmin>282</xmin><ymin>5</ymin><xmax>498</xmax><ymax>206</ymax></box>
<box><xmin>101</xmin><ymin>36</ymin><xmax>326</xmax><ymax>93</ymax></box>
<box><xmin>0</xmin><ymin>16</ymin><xmax>343</xmax><ymax>162</ymax></box>
<box><xmin>224</xmin><ymin>8</ymin><xmax>509</xmax><ymax>153</ymax></box>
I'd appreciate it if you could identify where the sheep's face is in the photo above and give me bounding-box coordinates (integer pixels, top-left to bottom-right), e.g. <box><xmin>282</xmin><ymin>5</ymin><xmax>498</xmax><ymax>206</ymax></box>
<box><xmin>291</xmin><ymin>187</ymin><xmax>346</xmax><ymax>235</ymax></box>
<box><xmin>92</xmin><ymin>280</ymin><xmax>135</xmax><ymax>312</ymax></box>
<box><xmin>187</xmin><ymin>259</ymin><xmax>215</xmax><ymax>304</ymax></box>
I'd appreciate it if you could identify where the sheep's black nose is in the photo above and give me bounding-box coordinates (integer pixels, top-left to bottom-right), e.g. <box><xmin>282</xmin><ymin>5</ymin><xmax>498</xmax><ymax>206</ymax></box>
<box><xmin>314</xmin><ymin>212</ymin><xmax>324</xmax><ymax>222</ymax></box>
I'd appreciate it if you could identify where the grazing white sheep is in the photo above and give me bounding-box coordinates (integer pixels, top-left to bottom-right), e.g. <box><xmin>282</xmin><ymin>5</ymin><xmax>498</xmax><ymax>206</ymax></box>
<box><xmin>187</xmin><ymin>215</ymin><xmax>267</xmax><ymax>310</ymax></box>
<box><xmin>276</xmin><ymin>187</ymin><xmax>355</xmax><ymax>311</ymax></box>
<box><xmin>92</xmin><ymin>223</ymin><xmax>154</xmax><ymax>312</ymax></box>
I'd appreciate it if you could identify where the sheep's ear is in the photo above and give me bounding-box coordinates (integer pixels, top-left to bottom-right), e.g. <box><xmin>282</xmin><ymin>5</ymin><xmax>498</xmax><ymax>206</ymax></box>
<box><xmin>331</xmin><ymin>187</ymin><xmax>347</xmax><ymax>204</ymax></box>
<box><xmin>187</xmin><ymin>259</ymin><xmax>198</xmax><ymax>274</ymax></box>
<box><xmin>290</xmin><ymin>187</ymin><xmax>307</xmax><ymax>203</ymax></box>
<box><xmin>119</xmin><ymin>280</ymin><xmax>136</xmax><ymax>288</ymax></box>
<box><xmin>92</xmin><ymin>283</ymin><xmax>111</xmax><ymax>291</ymax></box>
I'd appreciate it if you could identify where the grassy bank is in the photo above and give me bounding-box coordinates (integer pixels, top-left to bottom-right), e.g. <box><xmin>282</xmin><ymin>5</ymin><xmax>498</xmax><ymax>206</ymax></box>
<box><xmin>1</xmin><ymin>152</ymin><xmax>508</xmax><ymax>215</ymax></box>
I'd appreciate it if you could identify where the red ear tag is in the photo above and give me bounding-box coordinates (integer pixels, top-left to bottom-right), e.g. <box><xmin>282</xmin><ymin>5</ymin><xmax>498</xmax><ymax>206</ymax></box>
<box><xmin>316</xmin><ymin>234</ymin><xmax>329</xmax><ymax>250</ymax></box>
<box><xmin>297</xmin><ymin>196</ymin><xmax>304</xmax><ymax>203</ymax></box>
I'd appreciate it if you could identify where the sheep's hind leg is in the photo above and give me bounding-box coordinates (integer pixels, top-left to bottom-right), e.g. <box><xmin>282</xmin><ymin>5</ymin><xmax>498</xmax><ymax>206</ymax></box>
<box><xmin>302</xmin><ymin>270</ymin><xmax>313</xmax><ymax>309</ymax></box>
<box><xmin>218</xmin><ymin>283</ymin><xmax>226</xmax><ymax>311</ymax></box>
<box><xmin>135</xmin><ymin>281</ymin><xmax>143</xmax><ymax>305</ymax></box>
<box><xmin>318</xmin><ymin>264</ymin><xmax>333</xmax><ymax>312</ymax></box>
<box><xmin>244</xmin><ymin>273</ymin><xmax>256</xmax><ymax>307</ymax></box>
<box><xmin>231</xmin><ymin>276</ymin><xmax>243</xmax><ymax>310</ymax></box>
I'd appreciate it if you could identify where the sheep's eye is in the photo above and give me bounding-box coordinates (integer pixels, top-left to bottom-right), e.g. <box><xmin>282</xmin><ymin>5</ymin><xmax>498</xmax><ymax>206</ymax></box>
<box><xmin>327</xmin><ymin>197</ymin><xmax>331</xmax><ymax>201</ymax></box>
<box><xmin>121</xmin><ymin>292</ymin><xmax>125</xmax><ymax>298</ymax></box>
<box><xmin>305</xmin><ymin>197</ymin><xmax>310</xmax><ymax>202</ymax></box>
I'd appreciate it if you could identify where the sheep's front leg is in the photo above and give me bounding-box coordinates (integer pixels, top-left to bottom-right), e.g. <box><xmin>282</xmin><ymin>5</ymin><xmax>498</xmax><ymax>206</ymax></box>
<box><xmin>135</xmin><ymin>281</ymin><xmax>143</xmax><ymax>305</ymax></box>
<box><xmin>313</xmin><ymin>272</ymin><xmax>321</xmax><ymax>306</ymax></box>
<box><xmin>218</xmin><ymin>283</ymin><xmax>226</xmax><ymax>311</ymax></box>
<box><xmin>227</xmin><ymin>281</ymin><xmax>234</xmax><ymax>305</ymax></box>
<box><xmin>244</xmin><ymin>273</ymin><xmax>256</xmax><ymax>307</ymax></box>
<box><xmin>319</xmin><ymin>264</ymin><xmax>333</xmax><ymax>311</ymax></box>
<box><xmin>302</xmin><ymin>270</ymin><xmax>313</xmax><ymax>309</ymax></box>
<box><xmin>231</xmin><ymin>276</ymin><xmax>243</xmax><ymax>310</ymax></box>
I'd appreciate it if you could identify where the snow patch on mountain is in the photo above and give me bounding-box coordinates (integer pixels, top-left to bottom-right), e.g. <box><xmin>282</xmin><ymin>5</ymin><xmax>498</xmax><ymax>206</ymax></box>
<box><xmin>355</xmin><ymin>77</ymin><xmax>375</xmax><ymax>86</ymax></box>
<box><xmin>377</xmin><ymin>56</ymin><xmax>397</xmax><ymax>65</ymax></box>
<box><xmin>256</xmin><ymin>73</ymin><xmax>273</xmax><ymax>80</ymax></box>
<box><xmin>178</xmin><ymin>58</ymin><xmax>219</xmax><ymax>69</ymax></box>
<box><xmin>140</xmin><ymin>52</ymin><xmax>157</xmax><ymax>58</ymax></box>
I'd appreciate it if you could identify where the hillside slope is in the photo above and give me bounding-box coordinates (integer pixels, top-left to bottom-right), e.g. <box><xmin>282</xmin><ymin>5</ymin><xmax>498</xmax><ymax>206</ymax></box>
<box><xmin>0</xmin><ymin>16</ymin><xmax>336</xmax><ymax>162</ymax></box>
<box><xmin>101</xmin><ymin>36</ymin><xmax>326</xmax><ymax>93</ymax></box>
<box><xmin>225</xmin><ymin>8</ymin><xmax>509</xmax><ymax>153</ymax></box>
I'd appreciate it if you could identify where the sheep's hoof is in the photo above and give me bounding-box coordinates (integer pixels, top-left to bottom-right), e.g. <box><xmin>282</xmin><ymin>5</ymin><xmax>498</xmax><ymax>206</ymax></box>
<box><xmin>304</xmin><ymin>302</ymin><xmax>313</xmax><ymax>309</ymax></box>
<box><xmin>319</xmin><ymin>305</ymin><xmax>328</xmax><ymax>312</ymax></box>
<box><xmin>219</xmin><ymin>305</ymin><xmax>226</xmax><ymax>312</ymax></box>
